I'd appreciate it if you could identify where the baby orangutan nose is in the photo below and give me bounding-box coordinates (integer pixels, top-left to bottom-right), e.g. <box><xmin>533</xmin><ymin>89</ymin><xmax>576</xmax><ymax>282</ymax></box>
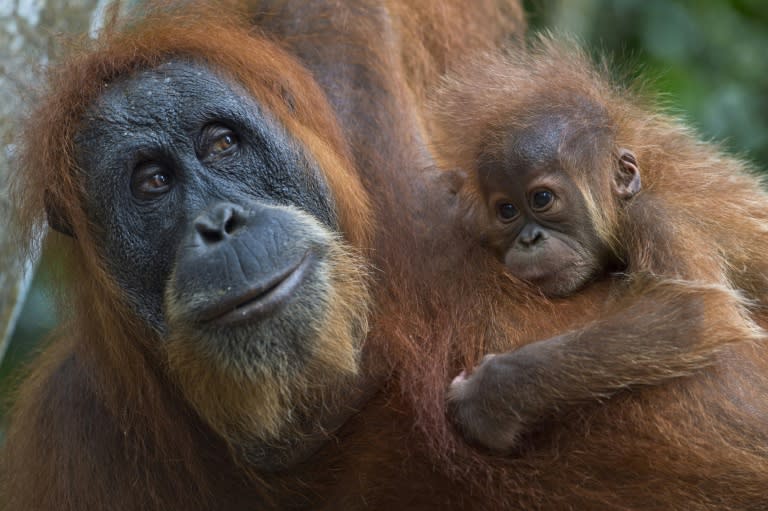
<box><xmin>516</xmin><ymin>224</ymin><xmax>546</xmax><ymax>249</ymax></box>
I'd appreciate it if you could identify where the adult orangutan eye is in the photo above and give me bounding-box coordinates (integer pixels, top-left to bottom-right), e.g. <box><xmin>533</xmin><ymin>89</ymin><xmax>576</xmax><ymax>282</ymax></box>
<box><xmin>496</xmin><ymin>201</ymin><xmax>519</xmax><ymax>222</ymax></box>
<box><xmin>530</xmin><ymin>189</ymin><xmax>554</xmax><ymax>211</ymax></box>
<box><xmin>210</xmin><ymin>132</ymin><xmax>238</xmax><ymax>156</ymax></box>
<box><xmin>201</xmin><ymin>125</ymin><xmax>239</xmax><ymax>160</ymax></box>
<box><xmin>131</xmin><ymin>163</ymin><xmax>173</xmax><ymax>199</ymax></box>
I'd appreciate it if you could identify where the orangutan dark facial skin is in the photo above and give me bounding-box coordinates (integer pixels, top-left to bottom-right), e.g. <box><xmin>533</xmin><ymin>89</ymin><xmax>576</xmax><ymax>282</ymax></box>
<box><xmin>475</xmin><ymin>114</ymin><xmax>641</xmax><ymax>297</ymax></box>
<box><xmin>76</xmin><ymin>61</ymin><xmax>338</xmax><ymax>333</ymax></box>
<box><xmin>71</xmin><ymin>60</ymin><xmax>370</xmax><ymax>453</ymax></box>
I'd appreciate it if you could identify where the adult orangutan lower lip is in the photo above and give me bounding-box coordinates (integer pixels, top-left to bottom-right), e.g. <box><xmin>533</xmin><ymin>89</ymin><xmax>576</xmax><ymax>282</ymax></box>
<box><xmin>200</xmin><ymin>251</ymin><xmax>314</xmax><ymax>325</ymax></box>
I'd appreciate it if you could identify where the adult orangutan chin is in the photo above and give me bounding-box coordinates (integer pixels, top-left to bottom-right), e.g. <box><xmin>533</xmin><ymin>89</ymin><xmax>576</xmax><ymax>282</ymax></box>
<box><xmin>3</xmin><ymin>1</ymin><xmax>768</xmax><ymax>510</ymax></box>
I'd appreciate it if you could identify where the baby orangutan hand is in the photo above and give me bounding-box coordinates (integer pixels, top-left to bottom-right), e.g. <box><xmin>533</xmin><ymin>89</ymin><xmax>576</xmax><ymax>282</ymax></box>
<box><xmin>448</xmin><ymin>351</ymin><xmax>545</xmax><ymax>452</ymax></box>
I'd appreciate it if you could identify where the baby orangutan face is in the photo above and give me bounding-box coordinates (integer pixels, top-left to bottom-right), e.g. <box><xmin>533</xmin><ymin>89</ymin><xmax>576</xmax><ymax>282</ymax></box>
<box><xmin>472</xmin><ymin>115</ymin><xmax>641</xmax><ymax>297</ymax></box>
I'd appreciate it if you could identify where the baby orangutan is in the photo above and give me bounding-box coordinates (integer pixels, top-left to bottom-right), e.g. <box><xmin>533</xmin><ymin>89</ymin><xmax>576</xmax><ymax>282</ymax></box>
<box><xmin>472</xmin><ymin>121</ymin><xmax>640</xmax><ymax>298</ymax></box>
<box><xmin>436</xmin><ymin>38</ymin><xmax>768</xmax><ymax>452</ymax></box>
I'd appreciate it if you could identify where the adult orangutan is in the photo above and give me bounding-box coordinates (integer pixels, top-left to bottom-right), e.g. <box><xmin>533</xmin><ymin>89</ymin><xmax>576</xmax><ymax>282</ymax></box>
<box><xmin>0</xmin><ymin>0</ymin><xmax>524</xmax><ymax>509</ymax></box>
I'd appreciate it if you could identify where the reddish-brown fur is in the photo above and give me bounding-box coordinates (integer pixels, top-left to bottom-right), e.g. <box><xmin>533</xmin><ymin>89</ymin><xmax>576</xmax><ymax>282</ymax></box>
<box><xmin>4</xmin><ymin>1</ymin><xmax>768</xmax><ymax>510</ymax></box>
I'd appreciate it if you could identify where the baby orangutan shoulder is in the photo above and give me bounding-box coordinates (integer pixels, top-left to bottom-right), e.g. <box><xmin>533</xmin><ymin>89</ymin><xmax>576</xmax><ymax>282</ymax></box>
<box><xmin>435</xmin><ymin>37</ymin><xmax>768</xmax><ymax>452</ymax></box>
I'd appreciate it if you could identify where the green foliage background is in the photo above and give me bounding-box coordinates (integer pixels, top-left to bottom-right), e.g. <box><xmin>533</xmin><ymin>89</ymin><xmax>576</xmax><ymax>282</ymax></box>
<box><xmin>525</xmin><ymin>0</ymin><xmax>768</xmax><ymax>167</ymax></box>
<box><xmin>2</xmin><ymin>0</ymin><xmax>767</xmax><ymax>431</ymax></box>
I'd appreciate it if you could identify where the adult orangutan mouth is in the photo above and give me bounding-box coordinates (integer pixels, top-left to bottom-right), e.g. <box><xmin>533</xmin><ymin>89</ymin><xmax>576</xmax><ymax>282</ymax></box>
<box><xmin>200</xmin><ymin>251</ymin><xmax>314</xmax><ymax>325</ymax></box>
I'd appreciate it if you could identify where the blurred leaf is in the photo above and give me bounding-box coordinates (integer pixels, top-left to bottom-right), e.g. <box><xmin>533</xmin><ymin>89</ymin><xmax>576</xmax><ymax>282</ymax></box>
<box><xmin>524</xmin><ymin>0</ymin><xmax>768</xmax><ymax>171</ymax></box>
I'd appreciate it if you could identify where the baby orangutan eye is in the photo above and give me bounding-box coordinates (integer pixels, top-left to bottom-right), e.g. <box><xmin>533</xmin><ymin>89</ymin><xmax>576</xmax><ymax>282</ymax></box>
<box><xmin>496</xmin><ymin>201</ymin><xmax>520</xmax><ymax>222</ymax></box>
<box><xmin>530</xmin><ymin>189</ymin><xmax>554</xmax><ymax>211</ymax></box>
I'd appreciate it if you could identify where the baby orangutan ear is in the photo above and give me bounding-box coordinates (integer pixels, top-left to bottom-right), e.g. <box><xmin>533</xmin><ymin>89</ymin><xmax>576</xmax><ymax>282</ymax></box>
<box><xmin>434</xmin><ymin>167</ymin><xmax>468</xmax><ymax>195</ymax></box>
<box><xmin>421</xmin><ymin>167</ymin><xmax>469</xmax><ymax>219</ymax></box>
<box><xmin>614</xmin><ymin>148</ymin><xmax>642</xmax><ymax>199</ymax></box>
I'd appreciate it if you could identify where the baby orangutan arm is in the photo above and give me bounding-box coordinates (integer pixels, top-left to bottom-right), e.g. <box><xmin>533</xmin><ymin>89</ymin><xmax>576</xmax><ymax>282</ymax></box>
<box><xmin>448</xmin><ymin>277</ymin><xmax>763</xmax><ymax>452</ymax></box>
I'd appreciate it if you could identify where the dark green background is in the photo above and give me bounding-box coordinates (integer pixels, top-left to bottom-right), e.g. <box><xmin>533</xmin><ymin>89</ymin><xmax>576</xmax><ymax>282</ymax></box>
<box><xmin>525</xmin><ymin>0</ymin><xmax>768</xmax><ymax>165</ymax></box>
